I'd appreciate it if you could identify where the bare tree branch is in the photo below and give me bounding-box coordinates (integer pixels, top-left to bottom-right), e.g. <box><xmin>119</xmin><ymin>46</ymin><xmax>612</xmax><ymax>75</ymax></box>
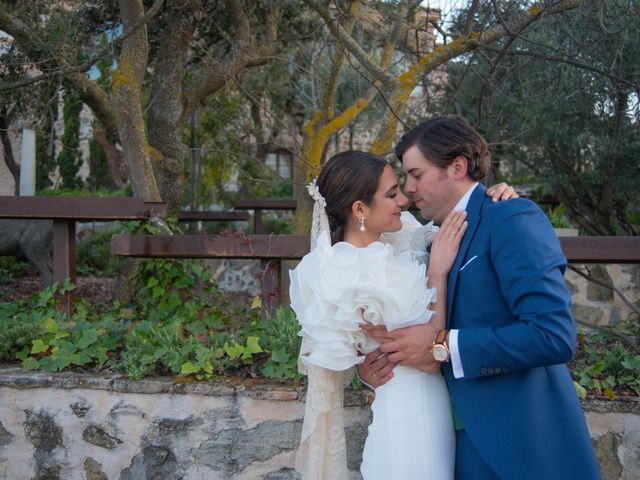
<box><xmin>568</xmin><ymin>265</ymin><xmax>640</xmax><ymax>318</ymax></box>
<box><xmin>463</xmin><ymin>0</ymin><xmax>481</xmax><ymax>35</ymax></box>
<box><xmin>575</xmin><ymin>317</ymin><xmax>638</xmax><ymax>351</ymax></box>
<box><xmin>182</xmin><ymin>2</ymin><xmax>279</xmax><ymax>120</ymax></box>
<box><xmin>477</xmin><ymin>1</ymin><xmax>521</xmax><ymax>124</ymax></box>
<box><xmin>0</xmin><ymin>0</ymin><xmax>165</xmax><ymax>93</ymax></box>
<box><xmin>371</xmin><ymin>0</ymin><xmax>584</xmax><ymax>155</ymax></box>
<box><xmin>477</xmin><ymin>45</ymin><xmax>640</xmax><ymax>90</ymax></box>
<box><xmin>304</xmin><ymin>0</ymin><xmax>398</xmax><ymax>89</ymax></box>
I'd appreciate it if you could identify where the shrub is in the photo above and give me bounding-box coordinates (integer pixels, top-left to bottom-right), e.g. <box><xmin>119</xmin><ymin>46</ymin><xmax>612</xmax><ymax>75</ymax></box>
<box><xmin>77</xmin><ymin>228</ymin><xmax>125</xmax><ymax>277</ymax></box>
<box><xmin>258</xmin><ymin>306</ymin><xmax>302</xmax><ymax>380</ymax></box>
<box><xmin>570</xmin><ymin>331</ymin><xmax>640</xmax><ymax>399</ymax></box>
<box><xmin>0</xmin><ymin>257</ymin><xmax>294</xmax><ymax>381</ymax></box>
<box><xmin>0</xmin><ymin>256</ymin><xmax>28</xmax><ymax>284</ymax></box>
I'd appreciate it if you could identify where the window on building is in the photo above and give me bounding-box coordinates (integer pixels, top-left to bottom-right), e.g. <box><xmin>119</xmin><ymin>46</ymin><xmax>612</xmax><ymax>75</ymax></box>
<box><xmin>266</xmin><ymin>151</ymin><xmax>293</xmax><ymax>179</ymax></box>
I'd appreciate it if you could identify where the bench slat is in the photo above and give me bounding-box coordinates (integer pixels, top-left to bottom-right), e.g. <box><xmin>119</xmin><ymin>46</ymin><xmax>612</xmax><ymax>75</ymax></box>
<box><xmin>111</xmin><ymin>234</ymin><xmax>640</xmax><ymax>264</ymax></box>
<box><xmin>0</xmin><ymin>197</ymin><xmax>166</xmax><ymax>220</ymax></box>
<box><xmin>177</xmin><ymin>211</ymin><xmax>250</xmax><ymax>221</ymax></box>
<box><xmin>112</xmin><ymin>234</ymin><xmax>310</xmax><ymax>259</ymax></box>
<box><xmin>558</xmin><ymin>236</ymin><xmax>640</xmax><ymax>264</ymax></box>
<box><xmin>235</xmin><ymin>199</ymin><xmax>297</xmax><ymax>210</ymax></box>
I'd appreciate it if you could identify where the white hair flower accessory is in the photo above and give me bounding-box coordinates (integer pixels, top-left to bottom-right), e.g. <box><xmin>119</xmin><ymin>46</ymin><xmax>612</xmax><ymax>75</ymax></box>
<box><xmin>306</xmin><ymin>179</ymin><xmax>326</xmax><ymax>207</ymax></box>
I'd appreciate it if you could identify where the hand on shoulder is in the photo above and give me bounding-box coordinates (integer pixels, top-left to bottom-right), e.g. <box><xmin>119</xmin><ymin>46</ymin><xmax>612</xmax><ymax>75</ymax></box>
<box><xmin>486</xmin><ymin>182</ymin><xmax>519</xmax><ymax>202</ymax></box>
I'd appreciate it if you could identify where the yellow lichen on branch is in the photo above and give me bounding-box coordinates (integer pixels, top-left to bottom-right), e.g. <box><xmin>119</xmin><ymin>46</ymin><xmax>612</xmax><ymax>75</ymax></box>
<box><xmin>300</xmin><ymin>112</ymin><xmax>325</xmax><ymax>181</ymax></box>
<box><xmin>111</xmin><ymin>59</ymin><xmax>137</xmax><ymax>92</ymax></box>
<box><xmin>300</xmin><ymin>133</ymin><xmax>328</xmax><ymax>182</ymax></box>
<box><xmin>147</xmin><ymin>144</ymin><xmax>165</xmax><ymax>167</ymax></box>
<box><xmin>369</xmin><ymin>87</ymin><xmax>412</xmax><ymax>155</ymax></box>
<box><xmin>325</xmin><ymin>97</ymin><xmax>372</xmax><ymax>133</ymax></box>
<box><xmin>299</xmin><ymin>95</ymin><xmax>375</xmax><ymax>182</ymax></box>
<box><xmin>371</xmin><ymin>33</ymin><xmax>482</xmax><ymax>155</ymax></box>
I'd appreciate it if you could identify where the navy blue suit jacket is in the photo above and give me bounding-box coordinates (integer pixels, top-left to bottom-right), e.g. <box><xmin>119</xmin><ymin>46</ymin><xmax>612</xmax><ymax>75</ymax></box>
<box><xmin>443</xmin><ymin>184</ymin><xmax>600</xmax><ymax>479</ymax></box>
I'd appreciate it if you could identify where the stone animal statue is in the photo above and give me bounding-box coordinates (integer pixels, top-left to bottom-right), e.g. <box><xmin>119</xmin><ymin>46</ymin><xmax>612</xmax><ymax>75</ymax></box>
<box><xmin>0</xmin><ymin>219</ymin><xmax>53</xmax><ymax>286</ymax></box>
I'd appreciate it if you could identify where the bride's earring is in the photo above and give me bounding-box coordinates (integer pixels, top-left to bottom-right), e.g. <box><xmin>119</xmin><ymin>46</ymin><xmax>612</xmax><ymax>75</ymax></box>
<box><xmin>359</xmin><ymin>217</ymin><xmax>366</xmax><ymax>232</ymax></box>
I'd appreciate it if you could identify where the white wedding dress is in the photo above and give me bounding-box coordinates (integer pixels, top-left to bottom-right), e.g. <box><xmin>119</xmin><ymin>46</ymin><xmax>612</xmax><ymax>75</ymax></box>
<box><xmin>290</xmin><ymin>212</ymin><xmax>455</xmax><ymax>480</ymax></box>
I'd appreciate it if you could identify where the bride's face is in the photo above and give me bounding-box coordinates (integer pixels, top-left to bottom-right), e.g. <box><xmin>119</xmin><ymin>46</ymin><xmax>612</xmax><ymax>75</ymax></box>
<box><xmin>361</xmin><ymin>165</ymin><xmax>409</xmax><ymax>234</ymax></box>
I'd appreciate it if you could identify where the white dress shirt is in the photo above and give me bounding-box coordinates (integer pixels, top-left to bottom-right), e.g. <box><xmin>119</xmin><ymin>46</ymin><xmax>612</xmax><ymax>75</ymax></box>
<box><xmin>448</xmin><ymin>182</ymin><xmax>479</xmax><ymax>379</ymax></box>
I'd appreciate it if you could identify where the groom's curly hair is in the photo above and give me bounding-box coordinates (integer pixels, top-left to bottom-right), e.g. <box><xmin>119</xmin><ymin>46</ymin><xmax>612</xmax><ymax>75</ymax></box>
<box><xmin>395</xmin><ymin>114</ymin><xmax>490</xmax><ymax>181</ymax></box>
<box><xmin>317</xmin><ymin>151</ymin><xmax>387</xmax><ymax>244</ymax></box>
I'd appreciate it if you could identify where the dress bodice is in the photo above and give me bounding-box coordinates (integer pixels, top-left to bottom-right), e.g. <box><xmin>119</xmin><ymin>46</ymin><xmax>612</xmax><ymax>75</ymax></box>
<box><xmin>289</xmin><ymin>212</ymin><xmax>439</xmax><ymax>371</ymax></box>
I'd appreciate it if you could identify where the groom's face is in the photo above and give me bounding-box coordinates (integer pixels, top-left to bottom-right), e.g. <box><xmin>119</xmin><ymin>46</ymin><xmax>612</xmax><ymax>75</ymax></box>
<box><xmin>401</xmin><ymin>145</ymin><xmax>458</xmax><ymax>224</ymax></box>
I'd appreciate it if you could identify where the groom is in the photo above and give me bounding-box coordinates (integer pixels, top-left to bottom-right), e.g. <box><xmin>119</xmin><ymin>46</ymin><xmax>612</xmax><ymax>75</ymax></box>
<box><xmin>359</xmin><ymin>115</ymin><xmax>601</xmax><ymax>479</ymax></box>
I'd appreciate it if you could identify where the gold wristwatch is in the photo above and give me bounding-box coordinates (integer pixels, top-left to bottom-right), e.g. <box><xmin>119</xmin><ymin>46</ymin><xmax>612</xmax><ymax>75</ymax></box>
<box><xmin>432</xmin><ymin>329</ymin><xmax>450</xmax><ymax>362</ymax></box>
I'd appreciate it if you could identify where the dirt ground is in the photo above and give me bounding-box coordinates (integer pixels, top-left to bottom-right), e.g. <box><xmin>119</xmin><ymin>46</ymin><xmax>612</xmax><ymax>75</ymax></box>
<box><xmin>0</xmin><ymin>274</ymin><xmax>117</xmax><ymax>305</ymax></box>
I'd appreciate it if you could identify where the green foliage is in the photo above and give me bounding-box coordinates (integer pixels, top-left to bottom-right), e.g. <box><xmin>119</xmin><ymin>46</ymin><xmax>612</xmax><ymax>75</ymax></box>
<box><xmin>88</xmin><ymin>34</ymin><xmax>117</xmax><ymax>192</ymax></box>
<box><xmin>571</xmin><ymin>332</ymin><xmax>640</xmax><ymax>399</ymax></box>
<box><xmin>0</xmin><ymin>281</ymin><xmax>127</xmax><ymax>371</ymax></box>
<box><xmin>35</xmin><ymin>124</ymin><xmax>57</xmax><ymax>191</ymax></box>
<box><xmin>77</xmin><ymin>228</ymin><xmax>125</xmax><ymax>277</ymax></box>
<box><xmin>259</xmin><ymin>212</ymin><xmax>294</xmax><ymax>234</ymax></box>
<box><xmin>184</xmin><ymin>90</ymin><xmax>246</xmax><ymax>210</ymax></box>
<box><xmin>0</xmin><ymin>253</ymin><xmax>286</xmax><ymax>381</ymax></box>
<box><xmin>0</xmin><ymin>302</ymin><xmax>39</xmax><ymax>361</ymax></box>
<box><xmin>546</xmin><ymin>204</ymin><xmax>574</xmax><ymax>229</ymax></box>
<box><xmin>117</xmin><ymin>257</ymin><xmax>267</xmax><ymax>380</ymax></box>
<box><xmin>35</xmin><ymin>188</ymin><xmax>127</xmax><ymax>197</ymax></box>
<box><xmin>258</xmin><ymin>306</ymin><xmax>302</xmax><ymax>380</ymax></box>
<box><xmin>265</xmin><ymin>180</ymin><xmax>293</xmax><ymax>199</ymax></box>
<box><xmin>56</xmin><ymin>89</ymin><xmax>84</xmax><ymax>190</ymax></box>
<box><xmin>3</xmin><ymin>268</ymin><xmax>638</xmax><ymax>394</ymax></box>
<box><xmin>443</xmin><ymin>1</ymin><xmax>640</xmax><ymax>235</ymax></box>
<box><xmin>88</xmin><ymin>138</ymin><xmax>113</xmax><ymax>191</ymax></box>
<box><xmin>0</xmin><ymin>257</ymin><xmax>28</xmax><ymax>284</ymax></box>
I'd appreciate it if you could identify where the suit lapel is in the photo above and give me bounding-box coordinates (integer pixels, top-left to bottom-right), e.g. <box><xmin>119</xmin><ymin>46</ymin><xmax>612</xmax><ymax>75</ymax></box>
<box><xmin>445</xmin><ymin>184</ymin><xmax>486</xmax><ymax>327</ymax></box>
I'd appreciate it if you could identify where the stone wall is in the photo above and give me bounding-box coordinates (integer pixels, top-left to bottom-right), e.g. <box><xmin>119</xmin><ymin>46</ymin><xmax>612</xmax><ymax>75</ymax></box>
<box><xmin>0</xmin><ymin>368</ymin><xmax>638</xmax><ymax>480</ymax></box>
<box><xmin>567</xmin><ymin>264</ymin><xmax>640</xmax><ymax>328</ymax></box>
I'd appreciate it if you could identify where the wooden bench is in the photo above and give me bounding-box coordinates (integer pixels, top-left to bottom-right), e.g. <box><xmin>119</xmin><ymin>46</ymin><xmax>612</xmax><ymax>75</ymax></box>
<box><xmin>111</xmin><ymin>233</ymin><xmax>640</xmax><ymax>315</ymax></box>
<box><xmin>235</xmin><ymin>199</ymin><xmax>296</xmax><ymax>234</ymax></box>
<box><xmin>177</xmin><ymin>211</ymin><xmax>251</xmax><ymax>223</ymax></box>
<box><xmin>0</xmin><ymin>196</ymin><xmax>166</xmax><ymax>314</ymax></box>
<box><xmin>112</xmin><ymin>234</ymin><xmax>309</xmax><ymax>314</ymax></box>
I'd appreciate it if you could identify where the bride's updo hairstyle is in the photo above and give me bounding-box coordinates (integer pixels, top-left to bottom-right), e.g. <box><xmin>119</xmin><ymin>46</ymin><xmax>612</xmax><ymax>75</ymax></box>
<box><xmin>317</xmin><ymin>151</ymin><xmax>387</xmax><ymax>244</ymax></box>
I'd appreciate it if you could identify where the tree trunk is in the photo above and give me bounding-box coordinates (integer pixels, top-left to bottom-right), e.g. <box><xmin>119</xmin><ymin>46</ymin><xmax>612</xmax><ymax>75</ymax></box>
<box><xmin>147</xmin><ymin>0</ymin><xmax>203</xmax><ymax>214</ymax></box>
<box><xmin>112</xmin><ymin>0</ymin><xmax>161</xmax><ymax>203</ymax></box>
<box><xmin>93</xmin><ymin>126</ymin><xmax>127</xmax><ymax>190</ymax></box>
<box><xmin>0</xmin><ymin>110</ymin><xmax>19</xmax><ymax>194</ymax></box>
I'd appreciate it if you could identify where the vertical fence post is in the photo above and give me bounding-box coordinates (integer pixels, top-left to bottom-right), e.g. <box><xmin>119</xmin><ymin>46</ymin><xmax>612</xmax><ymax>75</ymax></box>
<box><xmin>260</xmin><ymin>259</ymin><xmax>281</xmax><ymax>317</ymax></box>
<box><xmin>52</xmin><ymin>219</ymin><xmax>76</xmax><ymax>316</ymax></box>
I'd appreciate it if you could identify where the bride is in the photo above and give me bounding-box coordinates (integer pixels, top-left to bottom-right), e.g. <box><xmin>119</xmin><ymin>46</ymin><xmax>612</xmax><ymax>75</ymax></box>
<box><xmin>290</xmin><ymin>150</ymin><xmax>515</xmax><ymax>479</ymax></box>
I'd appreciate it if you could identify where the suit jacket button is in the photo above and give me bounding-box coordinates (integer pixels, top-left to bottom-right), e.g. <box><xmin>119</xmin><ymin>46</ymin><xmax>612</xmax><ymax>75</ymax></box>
<box><xmin>493</xmin><ymin>367</ymin><xmax>501</xmax><ymax>374</ymax></box>
<box><xmin>480</xmin><ymin>368</ymin><xmax>488</xmax><ymax>374</ymax></box>
<box><xmin>487</xmin><ymin>367</ymin><xmax>494</xmax><ymax>374</ymax></box>
<box><xmin>502</xmin><ymin>366</ymin><xmax>509</xmax><ymax>373</ymax></box>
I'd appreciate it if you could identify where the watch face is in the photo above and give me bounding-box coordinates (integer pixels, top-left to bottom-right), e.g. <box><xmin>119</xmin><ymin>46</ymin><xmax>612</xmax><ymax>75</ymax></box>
<box><xmin>433</xmin><ymin>345</ymin><xmax>449</xmax><ymax>362</ymax></box>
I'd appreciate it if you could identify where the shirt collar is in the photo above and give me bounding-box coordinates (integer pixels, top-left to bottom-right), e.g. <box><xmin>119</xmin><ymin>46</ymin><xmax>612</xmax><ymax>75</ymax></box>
<box><xmin>453</xmin><ymin>182</ymin><xmax>479</xmax><ymax>212</ymax></box>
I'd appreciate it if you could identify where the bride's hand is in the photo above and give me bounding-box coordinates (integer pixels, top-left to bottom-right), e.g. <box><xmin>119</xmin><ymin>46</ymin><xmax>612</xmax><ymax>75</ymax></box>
<box><xmin>486</xmin><ymin>182</ymin><xmax>519</xmax><ymax>202</ymax></box>
<box><xmin>356</xmin><ymin>347</ymin><xmax>396</xmax><ymax>388</ymax></box>
<box><xmin>427</xmin><ymin>210</ymin><xmax>467</xmax><ymax>278</ymax></box>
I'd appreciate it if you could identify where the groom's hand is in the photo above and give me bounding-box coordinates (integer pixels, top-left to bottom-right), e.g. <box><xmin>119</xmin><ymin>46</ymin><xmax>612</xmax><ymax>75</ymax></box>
<box><xmin>365</xmin><ymin>322</ymin><xmax>440</xmax><ymax>373</ymax></box>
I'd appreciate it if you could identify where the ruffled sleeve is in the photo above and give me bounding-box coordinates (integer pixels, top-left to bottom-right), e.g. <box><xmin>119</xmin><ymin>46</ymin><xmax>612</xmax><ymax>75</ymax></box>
<box><xmin>380</xmin><ymin>211</ymin><xmax>439</xmax><ymax>264</ymax></box>
<box><xmin>290</xmin><ymin>230</ymin><xmax>437</xmax><ymax>372</ymax></box>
